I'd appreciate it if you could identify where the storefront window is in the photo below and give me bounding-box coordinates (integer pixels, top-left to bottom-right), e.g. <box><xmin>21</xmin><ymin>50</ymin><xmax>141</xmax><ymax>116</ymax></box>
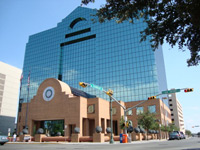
<box><xmin>44</xmin><ymin>120</ymin><xmax>64</xmax><ymax>136</ymax></box>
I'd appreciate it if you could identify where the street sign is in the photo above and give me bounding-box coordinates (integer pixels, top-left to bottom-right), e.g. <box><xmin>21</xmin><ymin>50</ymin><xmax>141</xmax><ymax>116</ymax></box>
<box><xmin>162</xmin><ymin>89</ymin><xmax>181</xmax><ymax>94</ymax></box>
<box><xmin>90</xmin><ymin>84</ymin><xmax>103</xmax><ymax>91</ymax></box>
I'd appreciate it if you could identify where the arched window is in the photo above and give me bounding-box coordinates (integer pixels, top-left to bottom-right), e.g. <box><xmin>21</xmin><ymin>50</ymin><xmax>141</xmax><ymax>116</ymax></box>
<box><xmin>70</xmin><ymin>17</ymin><xmax>86</xmax><ymax>28</ymax></box>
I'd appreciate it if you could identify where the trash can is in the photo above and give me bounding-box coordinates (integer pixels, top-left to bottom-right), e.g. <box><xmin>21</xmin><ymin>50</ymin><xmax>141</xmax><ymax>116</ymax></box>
<box><xmin>122</xmin><ymin>134</ymin><xmax>128</xmax><ymax>143</ymax></box>
<box><xmin>120</xmin><ymin>134</ymin><xmax>123</xmax><ymax>143</ymax></box>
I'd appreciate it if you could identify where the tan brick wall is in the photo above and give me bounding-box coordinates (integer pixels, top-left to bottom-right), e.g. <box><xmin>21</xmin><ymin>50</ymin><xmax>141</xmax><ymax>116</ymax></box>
<box><xmin>17</xmin><ymin>78</ymin><xmax>171</xmax><ymax>137</ymax></box>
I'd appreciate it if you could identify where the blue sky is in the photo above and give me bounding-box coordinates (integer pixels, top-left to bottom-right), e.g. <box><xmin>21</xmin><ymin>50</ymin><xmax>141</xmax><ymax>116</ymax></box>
<box><xmin>0</xmin><ymin>0</ymin><xmax>199</xmax><ymax>133</ymax></box>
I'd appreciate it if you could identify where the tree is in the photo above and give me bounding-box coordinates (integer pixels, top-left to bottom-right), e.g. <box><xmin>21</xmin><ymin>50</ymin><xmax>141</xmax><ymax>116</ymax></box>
<box><xmin>168</xmin><ymin>123</ymin><xmax>179</xmax><ymax>132</ymax></box>
<box><xmin>137</xmin><ymin>111</ymin><xmax>158</xmax><ymax>140</ymax></box>
<box><xmin>82</xmin><ymin>0</ymin><xmax>200</xmax><ymax>66</ymax></box>
<box><xmin>151</xmin><ymin>121</ymin><xmax>159</xmax><ymax>131</ymax></box>
<box><xmin>185</xmin><ymin>129</ymin><xmax>192</xmax><ymax>137</ymax></box>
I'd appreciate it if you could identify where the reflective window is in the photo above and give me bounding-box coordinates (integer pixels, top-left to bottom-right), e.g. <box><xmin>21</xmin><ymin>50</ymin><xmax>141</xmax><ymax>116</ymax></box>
<box><xmin>20</xmin><ymin>7</ymin><xmax>166</xmax><ymax>104</ymax></box>
<box><xmin>136</xmin><ymin>107</ymin><xmax>144</xmax><ymax>115</ymax></box>
<box><xmin>148</xmin><ymin>105</ymin><xmax>156</xmax><ymax>113</ymax></box>
<box><xmin>127</xmin><ymin>110</ymin><xmax>133</xmax><ymax>116</ymax></box>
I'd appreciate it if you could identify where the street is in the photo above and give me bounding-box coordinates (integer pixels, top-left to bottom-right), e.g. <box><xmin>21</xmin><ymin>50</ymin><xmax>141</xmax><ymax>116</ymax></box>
<box><xmin>1</xmin><ymin>137</ymin><xmax>200</xmax><ymax>150</ymax></box>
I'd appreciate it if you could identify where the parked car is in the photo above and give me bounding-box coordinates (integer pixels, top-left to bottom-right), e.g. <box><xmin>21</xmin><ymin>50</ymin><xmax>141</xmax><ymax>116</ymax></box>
<box><xmin>180</xmin><ymin>131</ymin><xmax>186</xmax><ymax>139</ymax></box>
<box><xmin>173</xmin><ymin>131</ymin><xmax>186</xmax><ymax>139</ymax></box>
<box><xmin>0</xmin><ymin>135</ymin><xmax>9</xmax><ymax>145</ymax></box>
<box><xmin>169</xmin><ymin>132</ymin><xmax>181</xmax><ymax>140</ymax></box>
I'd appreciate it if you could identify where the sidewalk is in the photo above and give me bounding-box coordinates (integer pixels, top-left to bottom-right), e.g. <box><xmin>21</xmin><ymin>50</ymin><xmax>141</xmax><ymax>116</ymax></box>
<box><xmin>7</xmin><ymin>139</ymin><xmax>168</xmax><ymax>145</ymax></box>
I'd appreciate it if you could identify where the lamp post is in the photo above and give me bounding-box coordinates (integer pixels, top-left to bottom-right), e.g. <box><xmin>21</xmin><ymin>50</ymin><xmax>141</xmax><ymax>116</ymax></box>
<box><xmin>159</xmin><ymin>123</ymin><xmax>162</xmax><ymax>140</ymax></box>
<box><xmin>109</xmin><ymin>96</ymin><xmax>114</xmax><ymax>144</ymax></box>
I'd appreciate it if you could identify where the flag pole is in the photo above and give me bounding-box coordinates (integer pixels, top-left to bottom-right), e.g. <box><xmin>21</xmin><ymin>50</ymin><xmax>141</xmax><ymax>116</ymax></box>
<box><xmin>16</xmin><ymin>73</ymin><xmax>23</xmax><ymax>135</ymax></box>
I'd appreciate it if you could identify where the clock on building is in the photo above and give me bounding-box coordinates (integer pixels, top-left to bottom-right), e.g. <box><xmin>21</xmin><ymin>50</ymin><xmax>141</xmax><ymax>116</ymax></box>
<box><xmin>43</xmin><ymin>87</ymin><xmax>55</xmax><ymax>101</ymax></box>
<box><xmin>87</xmin><ymin>105</ymin><xmax>95</xmax><ymax>113</ymax></box>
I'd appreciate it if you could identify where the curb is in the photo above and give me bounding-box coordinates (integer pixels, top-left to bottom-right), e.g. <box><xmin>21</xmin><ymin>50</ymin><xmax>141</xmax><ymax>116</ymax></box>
<box><xmin>7</xmin><ymin>139</ymin><xmax>168</xmax><ymax>145</ymax></box>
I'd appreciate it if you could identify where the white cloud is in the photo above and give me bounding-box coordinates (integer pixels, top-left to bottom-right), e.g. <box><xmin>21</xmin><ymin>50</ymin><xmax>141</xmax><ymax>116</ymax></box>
<box><xmin>63</xmin><ymin>69</ymin><xmax>78</xmax><ymax>81</ymax></box>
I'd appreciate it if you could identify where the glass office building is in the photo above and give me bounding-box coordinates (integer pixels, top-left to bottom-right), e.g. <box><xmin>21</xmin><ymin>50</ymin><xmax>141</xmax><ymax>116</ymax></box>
<box><xmin>21</xmin><ymin>6</ymin><xmax>167</xmax><ymax>103</ymax></box>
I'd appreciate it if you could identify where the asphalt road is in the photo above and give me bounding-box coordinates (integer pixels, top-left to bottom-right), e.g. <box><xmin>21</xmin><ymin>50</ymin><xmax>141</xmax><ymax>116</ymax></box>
<box><xmin>1</xmin><ymin>137</ymin><xmax>200</xmax><ymax>150</ymax></box>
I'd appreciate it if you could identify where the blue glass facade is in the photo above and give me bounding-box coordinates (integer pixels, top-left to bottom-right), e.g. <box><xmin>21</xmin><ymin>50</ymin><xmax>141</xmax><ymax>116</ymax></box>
<box><xmin>21</xmin><ymin>7</ymin><xmax>167</xmax><ymax>103</ymax></box>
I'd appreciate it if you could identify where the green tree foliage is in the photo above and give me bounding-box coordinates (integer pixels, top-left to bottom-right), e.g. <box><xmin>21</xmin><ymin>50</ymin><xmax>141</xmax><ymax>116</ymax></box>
<box><xmin>82</xmin><ymin>0</ymin><xmax>200</xmax><ymax>66</ymax></box>
<box><xmin>185</xmin><ymin>129</ymin><xmax>192</xmax><ymax>136</ymax></box>
<box><xmin>168</xmin><ymin>123</ymin><xmax>179</xmax><ymax>132</ymax></box>
<box><xmin>137</xmin><ymin>111</ymin><xmax>158</xmax><ymax>140</ymax></box>
<box><xmin>160</xmin><ymin>125</ymin><xmax>168</xmax><ymax>132</ymax></box>
<box><xmin>161</xmin><ymin>123</ymin><xmax>179</xmax><ymax>132</ymax></box>
<box><xmin>151</xmin><ymin>121</ymin><xmax>159</xmax><ymax>130</ymax></box>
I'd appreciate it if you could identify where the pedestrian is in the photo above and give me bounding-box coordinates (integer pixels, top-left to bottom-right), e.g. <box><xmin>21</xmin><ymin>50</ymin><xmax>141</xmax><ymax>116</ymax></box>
<box><xmin>13</xmin><ymin>133</ymin><xmax>16</xmax><ymax>142</ymax></box>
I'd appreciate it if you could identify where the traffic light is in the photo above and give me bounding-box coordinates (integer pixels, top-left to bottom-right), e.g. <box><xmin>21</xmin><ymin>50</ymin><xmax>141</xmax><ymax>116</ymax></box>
<box><xmin>148</xmin><ymin>96</ymin><xmax>156</xmax><ymax>100</ymax></box>
<box><xmin>79</xmin><ymin>82</ymin><xmax>87</xmax><ymax>88</ymax></box>
<box><xmin>184</xmin><ymin>88</ymin><xmax>193</xmax><ymax>92</ymax></box>
<box><xmin>106</xmin><ymin>89</ymin><xmax>113</xmax><ymax>96</ymax></box>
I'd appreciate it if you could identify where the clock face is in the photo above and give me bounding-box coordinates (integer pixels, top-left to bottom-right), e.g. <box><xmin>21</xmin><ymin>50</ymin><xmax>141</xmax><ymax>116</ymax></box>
<box><xmin>43</xmin><ymin>87</ymin><xmax>55</xmax><ymax>101</ymax></box>
<box><xmin>88</xmin><ymin>105</ymin><xmax>95</xmax><ymax>113</ymax></box>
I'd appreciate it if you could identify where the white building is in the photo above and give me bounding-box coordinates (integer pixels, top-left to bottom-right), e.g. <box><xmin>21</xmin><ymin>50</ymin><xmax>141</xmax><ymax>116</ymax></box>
<box><xmin>168</xmin><ymin>91</ymin><xmax>185</xmax><ymax>133</ymax></box>
<box><xmin>0</xmin><ymin>61</ymin><xmax>21</xmax><ymax>135</ymax></box>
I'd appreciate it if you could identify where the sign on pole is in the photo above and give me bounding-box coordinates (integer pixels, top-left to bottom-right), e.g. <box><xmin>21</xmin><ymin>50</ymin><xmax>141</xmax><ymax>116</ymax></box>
<box><xmin>90</xmin><ymin>84</ymin><xmax>103</xmax><ymax>91</ymax></box>
<box><xmin>162</xmin><ymin>89</ymin><xmax>181</xmax><ymax>94</ymax></box>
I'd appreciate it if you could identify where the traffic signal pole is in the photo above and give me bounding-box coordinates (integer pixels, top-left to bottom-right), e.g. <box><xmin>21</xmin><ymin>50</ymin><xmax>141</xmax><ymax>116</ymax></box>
<box><xmin>80</xmin><ymin>82</ymin><xmax>194</xmax><ymax>143</ymax></box>
<box><xmin>109</xmin><ymin>96</ymin><xmax>114</xmax><ymax>144</ymax></box>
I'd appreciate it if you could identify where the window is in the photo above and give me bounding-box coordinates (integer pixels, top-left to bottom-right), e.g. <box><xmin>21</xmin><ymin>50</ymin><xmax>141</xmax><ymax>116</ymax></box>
<box><xmin>136</xmin><ymin>106</ymin><xmax>144</xmax><ymax>115</ymax></box>
<box><xmin>112</xmin><ymin>108</ymin><xmax>117</xmax><ymax>115</ymax></box>
<box><xmin>148</xmin><ymin>105</ymin><xmax>156</xmax><ymax>113</ymax></box>
<box><xmin>170</xmin><ymin>109</ymin><xmax>173</xmax><ymax>111</ymax></box>
<box><xmin>171</xmin><ymin>114</ymin><xmax>174</xmax><ymax>116</ymax></box>
<box><xmin>65</xmin><ymin>28</ymin><xmax>91</xmax><ymax>38</ymax></box>
<box><xmin>165</xmin><ymin>111</ymin><xmax>168</xmax><ymax>117</ymax></box>
<box><xmin>169</xmin><ymin>99</ymin><xmax>172</xmax><ymax>101</ymax></box>
<box><xmin>127</xmin><ymin>109</ymin><xmax>133</xmax><ymax>115</ymax></box>
<box><xmin>166</xmin><ymin>120</ymin><xmax>169</xmax><ymax>126</ymax></box>
<box><xmin>170</xmin><ymin>104</ymin><xmax>173</xmax><ymax>106</ymax></box>
<box><xmin>0</xmin><ymin>73</ymin><xmax>6</xmax><ymax>79</ymax></box>
<box><xmin>69</xmin><ymin>17</ymin><xmax>86</xmax><ymax>28</ymax></box>
<box><xmin>60</xmin><ymin>34</ymin><xmax>96</xmax><ymax>46</ymax></box>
